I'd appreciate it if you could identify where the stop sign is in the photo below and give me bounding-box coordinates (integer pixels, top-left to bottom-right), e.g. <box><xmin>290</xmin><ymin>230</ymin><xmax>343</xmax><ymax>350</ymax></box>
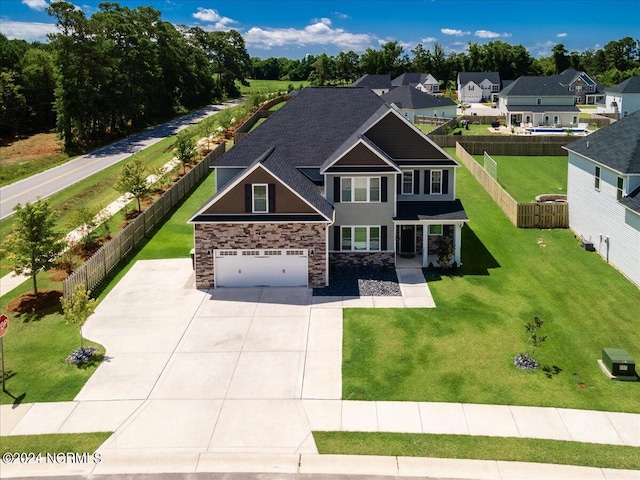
<box><xmin>0</xmin><ymin>314</ymin><xmax>7</xmax><ymax>338</ymax></box>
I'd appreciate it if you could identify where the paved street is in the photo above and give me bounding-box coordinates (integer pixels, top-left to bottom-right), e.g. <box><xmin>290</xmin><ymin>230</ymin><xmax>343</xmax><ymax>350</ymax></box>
<box><xmin>0</xmin><ymin>101</ymin><xmax>238</xmax><ymax>220</ymax></box>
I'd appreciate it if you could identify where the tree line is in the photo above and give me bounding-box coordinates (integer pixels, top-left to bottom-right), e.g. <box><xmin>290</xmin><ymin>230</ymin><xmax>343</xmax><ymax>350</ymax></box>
<box><xmin>252</xmin><ymin>37</ymin><xmax>640</xmax><ymax>88</ymax></box>
<box><xmin>1</xmin><ymin>1</ymin><xmax>251</xmax><ymax>150</ymax></box>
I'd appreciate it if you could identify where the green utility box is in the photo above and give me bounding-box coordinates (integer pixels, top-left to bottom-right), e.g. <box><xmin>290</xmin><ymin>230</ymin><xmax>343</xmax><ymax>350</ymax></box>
<box><xmin>602</xmin><ymin>348</ymin><xmax>636</xmax><ymax>377</ymax></box>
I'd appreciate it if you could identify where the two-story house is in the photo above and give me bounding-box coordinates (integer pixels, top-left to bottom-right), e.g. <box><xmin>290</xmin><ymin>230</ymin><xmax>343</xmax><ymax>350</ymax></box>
<box><xmin>557</xmin><ymin>69</ymin><xmax>605</xmax><ymax>105</ymax></box>
<box><xmin>597</xmin><ymin>76</ymin><xmax>640</xmax><ymax>118</ymax></box>
<box><xmin>392</xmin><ymin>73</ymin><xmax>442</xmax><ymax>96</ymax></box>
<box><xmin>564</xmin><ymin>110</ymin><xmax>640</xmax><ymax>288</ymax></box>
<box><xmin>457</xmin><ymin>72</ymin><xmax>502</xmax><ymax>103</ymax></box>
<box><xmin>189</xmin><ymin>88</ymin><xmax>467</xmax><ymax>288</ymax></box>
<box><xmin>381</xmin><ymin>85</ymin><xmax>458</xmax><ymax>122</ymax></box>
<box><xmin>498</xmin><ymin>75</ymin><xmax>581</xmax><ymax>128</ymax></box>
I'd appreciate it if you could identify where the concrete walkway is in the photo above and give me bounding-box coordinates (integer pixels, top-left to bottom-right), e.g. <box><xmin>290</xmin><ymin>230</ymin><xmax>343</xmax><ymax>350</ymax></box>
<box><xmin>1</xmin><ymin>259</ymin><xmax>638</xmax><ymax>479</ymax></box>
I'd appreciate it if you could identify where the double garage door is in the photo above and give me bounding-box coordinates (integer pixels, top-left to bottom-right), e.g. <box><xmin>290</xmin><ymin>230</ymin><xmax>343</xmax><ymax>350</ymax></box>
<box><xmin>215</xmin><ymin>249</ymin><xmax>308</xmax><ymax>287</ymax></box>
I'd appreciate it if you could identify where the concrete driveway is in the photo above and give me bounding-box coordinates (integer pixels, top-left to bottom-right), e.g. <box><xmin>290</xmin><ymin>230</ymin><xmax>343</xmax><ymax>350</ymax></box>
<box><xmin>78</xmin><ymin>259</ymin><xmax>342</xmax><ymax>455</ymax></box>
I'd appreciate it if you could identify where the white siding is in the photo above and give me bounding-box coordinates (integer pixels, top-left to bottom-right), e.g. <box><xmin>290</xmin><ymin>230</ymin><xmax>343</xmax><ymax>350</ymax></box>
<box><xmin>568</xmin><ymin>153</ymin><xmax>640</xmax><ymax>287</ymax></box>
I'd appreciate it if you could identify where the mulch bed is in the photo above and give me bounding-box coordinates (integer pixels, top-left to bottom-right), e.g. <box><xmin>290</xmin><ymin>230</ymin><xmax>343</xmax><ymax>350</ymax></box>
<box><xmin>313</xmin><ymin>266</ymin><xmax>401</xmax><ymax>297</ymax></box>
<box><xmin>7</xmin><ymin>290</ymin><xmax>63</xmax><ymax>313</ymax></box>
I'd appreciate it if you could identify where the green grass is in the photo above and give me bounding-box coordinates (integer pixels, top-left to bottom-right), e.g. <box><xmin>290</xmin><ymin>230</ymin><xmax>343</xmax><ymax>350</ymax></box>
<box><xmin>449</xmin><ymin>123</ymin><xmax>505</xmax><ymax>136</ymax></box>
<box><xmin>342</xmin><ymin>161</ymin><xmax>640</xmax><ymax>413</ymax></box>
<box><xmin>314</xmin><ymin>432</ymin><xmax>640</xmax><ymax>470</ymax></box>
<box><xmin>0</xmin><ymin>432</ymin><xmax>112</xmax><ymax>455</ymax></box>
<box><xmin>472</xmin><ymin>154</ymin><xmax>568</xmax><ymax>202</ymax></box>
<box><xmin>239</xmin><ymin>79</ymin><xmax>309</xmax><ymax>95</ymax></box>
<box><xmin>0</xmin><ymin>152</ymin><xmax>70</xmax><ymax>187</ymax></box>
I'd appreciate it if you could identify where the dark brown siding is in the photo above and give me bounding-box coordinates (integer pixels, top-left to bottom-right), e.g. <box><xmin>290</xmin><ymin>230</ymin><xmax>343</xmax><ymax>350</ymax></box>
<box><xmin>203</xmin><ymin>166</ymin><xmax>317</xmax><ymax>214</ymax></box>
<box><xmin>364</xmin><ymin>112</ymin><xmax>449</xmax><ymax>159</ymax></box>
<box><xmin>335</xmin><ymin>143</ymin><xmax>389</xmax><ymax>166</ymax></box>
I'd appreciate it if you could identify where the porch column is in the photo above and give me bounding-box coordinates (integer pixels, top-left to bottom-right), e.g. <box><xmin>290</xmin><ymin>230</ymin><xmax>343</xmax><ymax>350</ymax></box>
<box><xmin>454</xmin><ymin>223</ymin><xmax>462</xmax><ymax>265</ymax></box>
<box><xmin>422</xmin><ymin>224</ymin><xmax>428</xmax><ymax>267</ymax></box>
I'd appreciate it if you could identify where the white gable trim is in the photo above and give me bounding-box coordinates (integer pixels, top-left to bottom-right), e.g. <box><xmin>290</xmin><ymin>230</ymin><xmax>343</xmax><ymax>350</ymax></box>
<box><xmin>319</xmin><ymin>137</ymin><xmax>402</xmax><ymax>174</ymax></box>
<box><xmin>188</xmin><ymin>161</ymin><xmax>332</xmax><ymax>223</ymax></box>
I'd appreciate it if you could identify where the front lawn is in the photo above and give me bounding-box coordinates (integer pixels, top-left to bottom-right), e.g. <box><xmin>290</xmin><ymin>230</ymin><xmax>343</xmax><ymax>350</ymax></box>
<box><xmin>342</xmin><ymin>164</ymin><xmax>640</xmax><ymax>413</ymax></box>
<box><xmin>314</xmin><ymin>432</ymin><xmax>640</xmax><ymax>470</ymax></box>
<box><xmin>472</xmin><ymin>154</ymin><xmax>568</xmax><ymax>202</ymax></box>
<box><xmin>0</xmin><ymin>432</ymin><xmax>112</xmax><ymax>456</ymax></box>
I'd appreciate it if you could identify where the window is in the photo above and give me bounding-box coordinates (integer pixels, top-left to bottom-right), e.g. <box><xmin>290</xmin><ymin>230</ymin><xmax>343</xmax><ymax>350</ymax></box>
<box><xmin>402</xmin><ymin>171</ymin><xmax>414</xmax><ymax>194</ymax></box>
<box><xmin>468</xmin><ymin>85</ymin><xmax>474</xmax><ymax>90</ymax></box>
<box><xmin>429</xmin><ymin>225</ymin><xmax>443</xmax><ymax>235</ymax></box>
<box><xmin>594</xmin><ymin>166</ymin><xmax>601</xmax><ymax>190</ymax></box>
<box><xmin>431</xmin><ymin>170</ymin><xmax>442</xmax><ymax>195</ymax></box>
<box><xmin>341</xmin><ymin>226</ymin><xmax>381</xmax><ymax>251</ymax></box>
<box><xmin>537</xmin><ymin>98</ymin><xmax>542</xmax><ymax>105</ymax></box>
<box><xmin>341</xmin><ymin>177</ymin><xmax>380</xmax><ymax>202</ymax></box>
<box><xmin>252</xmin><ymin>184</ymin><xmax>268</xmax><ymax>212</ymax></box>
<box><xmin>617</xmin><ymin>177</ymin><xmax>624</xmax><ymax>201</ymax></box>
<box><xmin>575</xmin><ymin>85</ymin><xmax>583</xmax><ymax>92</ymax></box>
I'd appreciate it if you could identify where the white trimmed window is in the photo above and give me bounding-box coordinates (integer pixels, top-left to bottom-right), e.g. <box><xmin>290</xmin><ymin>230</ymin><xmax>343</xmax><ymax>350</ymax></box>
<box><xmin>617</xmin><ymin>177</ymin><xmax>624</xmax><ymax>201</ymax></box>
<box><xmin>252</xmin><ymin>184</ymin><xmax>268</xmax><ymax>212</ymax></box>
<box><xmin>429</xmin><ymin>224</ymin><xmax>443</xmax><ymax>235</ymax></box>
<box><xmin>595</xmin><ymin>166</ymin><xmax>601</xmax><ymax>191</ymax></box>
<box><xmin>341</xmin><ymin>177</ymin><xmax>380</xmax><ymax>203</ymax></box>
<box><xmin>431</xmin><ymin>170</ymin><xmax>442</xmax><ymax>195</ymax></box>
<box><xmin>341</xmin><ymin>226</ymin><xmax>381</xmax><ymax>251</ymax></box>
<box><xmin>402</xmin><ymin>171</ymin><xmax>414</xmax><ymax>194</ymax></box>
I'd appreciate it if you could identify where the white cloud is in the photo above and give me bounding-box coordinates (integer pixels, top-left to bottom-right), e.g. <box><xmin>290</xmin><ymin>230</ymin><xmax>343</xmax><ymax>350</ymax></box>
<box><xmin>333</xmin><ymin>12</ymin><xmax>350</xmax><ymax>19</ymax></box>
<box><xmin>557</xmin><ymin>32</ymin><xmax>568</xmax><ymax>38</ymax></box>
<box><xmin>421</xmin><ymin>36</ymin><xmax>437</xmax><ymax>43</ymax></box>
<box><xmin>244</xmin><ymin>20</ymin><xmax>375</xmax><ymax>52</ymax></box>
<box><xmin>475</xmin><ymin>30</ymin><xmax>511</xmax><ymax>39</ymax></box>
<box><xmin>0</xmin><ymin>20</ymin><xmax>58</xmax><ymax>41</ymax></box>
<box><xmin>22</xmin><ymin>0</ymin><xmax>48</xmax><ymax>11</ymax></box>
<box><xmin>192</xmin><ymin>7</ymin><xmax>237</xmax><ymax>30</ymax></box>
<box><xmin>441</xmin><ymin>28</ymin><xmax>470</xmax><ymax>36</ymax></box>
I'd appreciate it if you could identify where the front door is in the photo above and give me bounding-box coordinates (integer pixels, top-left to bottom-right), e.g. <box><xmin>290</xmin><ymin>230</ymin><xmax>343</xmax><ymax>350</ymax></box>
<box><xmin>400</xmin><ymin>225</ymin><xmax>415</xmax><ymax>254</ymax></box>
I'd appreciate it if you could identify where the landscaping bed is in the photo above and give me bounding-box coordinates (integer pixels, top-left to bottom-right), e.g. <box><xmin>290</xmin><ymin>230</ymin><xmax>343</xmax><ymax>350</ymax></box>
<box><xmin>313</xmin><ymin>266</ymin><xmax>401</xmax><ymax>297</ymax></box>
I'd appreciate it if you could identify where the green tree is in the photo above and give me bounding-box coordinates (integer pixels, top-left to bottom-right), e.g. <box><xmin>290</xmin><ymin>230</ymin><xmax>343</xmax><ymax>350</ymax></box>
<box><xmin>113</xmin><ymin>156</ymin><xmax>152</xmax><ymax>212</ymax></box>
<box><xmin>0</xmin><ymin>71</ymin><xmax>28</xmax><ymax>137</ymax></box>
<box><xmin>552</xmin><ymin>43</ymin><xmax>570</xmax><ymax>73</ymax></box>
<box><xmin>61</xmin><ymin>283</ymin><xmax>96</xmax><ymax>350</ymax></box>
<box><xmin>174</xmin><ymin>131</ymin><xmax>196</xmax><ymax>174</ymax></box>
<box><xmin>335</xmin><ymin>50</ymin><xmax>360</xmax><ymax>84</ymax></box>
<box><xmin>1</xmin><ymin>199</ymin><xmax>66</xmax><ymax>294</ymax></box>
<box><xmin>69</xmin><ymin>206</ymin><xmax>100</xmax><ymax>249</ymax></box>
<box><xmin>308</xmin><ymin>53</ymin><xmax>335</xmax><ymax>85</ymax></box>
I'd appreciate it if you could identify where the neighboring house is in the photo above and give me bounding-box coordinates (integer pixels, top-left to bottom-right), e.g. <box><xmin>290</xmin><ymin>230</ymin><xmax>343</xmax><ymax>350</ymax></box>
<box><xmin>381</xmin><ymin>85</ymin><xmax>457</xmax><ymax>122</ymax></box>
<box><xmin>597</xmin><ymin>76</ymin><xmax>640</xmax><ymax>118</ymax></box>
<box><xmin>351</xmin><ymin>74</ymin><xmax>392</xmax><ymax>95</ymax></box>
<box><xmin>189</xmin><ymin>88</ymin><xmax>468</xmax><ymax>288</ymax></box>
<box><xmin>564</xmin><ymin>110</ymin><xmax>640</xmax><ymax>288</ymax></box>
<box><xmin>498</xmin><ymin>75</ymin><xmax>581</xmax><ymax>128</ymax></box>
<box><xmin>557</xmin><ymin>68</ymin><xmax>605</xmax><ymax>105</ymax></box>
<box><xmin>457</xmin><ymin>72</ymin><xmax>501</xmax><ymax>103</ymax></box>
<box><xmin>392</xmin><ymin>73</ymin><xmax>441</xmax><ymax>95</ymax></box>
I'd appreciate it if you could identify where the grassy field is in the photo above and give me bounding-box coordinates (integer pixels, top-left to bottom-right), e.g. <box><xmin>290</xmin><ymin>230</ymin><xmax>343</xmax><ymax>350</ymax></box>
<box><xmin>473</xmin><ymin>154</ymin><xmax>568</xmax><ymax>202</ymax></box>
<box><xmin>0</xmin><ymin>432</ymin><xmax>112</xmax><ymax>456</ymax></box>
<box><xmin>314</xmin><ymin>432</ymin><xmax>640</xmax><ymax>470</ymax></box>
<box><xmin>239</xmin><ymin>79</ymin><xmax>309</xmax><ymax>95</ymax></box>
<box><xmin>0</xmin><ymin>134</ymin><xmax>70</xmax><ymax>187</ymax></box>
<box><xmin>342</xmin><ymin>162</ymin><xmax>640</xmax><ymax>413</ymax></box>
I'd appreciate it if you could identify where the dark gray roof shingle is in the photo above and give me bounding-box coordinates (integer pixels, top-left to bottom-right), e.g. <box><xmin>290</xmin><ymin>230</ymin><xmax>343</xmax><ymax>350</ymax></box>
<box><xmin>394</xmin><ymin>200</ymin><xmax>468</xmax><ymax>221</ymax></box>
<box><xmin>500</xmin><ymin>75</ymin><xmax>572</xmax><ymax>97</ymax></box>
<box><xmin>621</xmin><ymin>185</ymin><xmax>640</xmax><ymax>214</ymax></box>
<box><xmin>351</xmin><ymin>74</ymin><xmax>392</xmax><ymax>89</ymax></box>
<box><xmin>381</xmin><ymin>86</ymin><xmax>457</xmax><ymax>109</ymax></box>
<box><xmin>607</xmin><ymin>76</ymin><xmax>640</xmax><ymax>94</ymax></box>
<box><xmin>458</xmin><ymin>72</ymin><xmax>501</xmax><ymax>86</ymax></box>
<box><xmin>564</xmin><ymin>110</ymin><xmax>640</xmax><ymax>174</ymax></box>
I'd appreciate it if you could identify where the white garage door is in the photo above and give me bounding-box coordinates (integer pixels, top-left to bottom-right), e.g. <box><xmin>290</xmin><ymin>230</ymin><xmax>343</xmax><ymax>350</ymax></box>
<box><xmin>215</xmin><ymin>249</ymin><xmax>308</xmax><ymax>287</ymax></box>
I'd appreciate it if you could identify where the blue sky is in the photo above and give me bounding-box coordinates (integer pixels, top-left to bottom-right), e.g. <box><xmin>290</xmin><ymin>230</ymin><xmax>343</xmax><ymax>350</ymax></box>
<box><xmin>2</xmin><ymin>0</ymin><xmax>639</xmax><ymax>59</ymax></box>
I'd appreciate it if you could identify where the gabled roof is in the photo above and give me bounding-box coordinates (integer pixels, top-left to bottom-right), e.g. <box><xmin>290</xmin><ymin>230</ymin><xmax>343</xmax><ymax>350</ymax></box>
<box><xmin>392</xmin><ymin>73</ymin><xmax>438</xmax><ymax>87</ymax></box>
<box><xmin>607</xmin><ymin>76</ymin><xmax>640</xmax><ymax>94</ymax></box>
<box><xmin>381</xmin><ymin>85</ymin><xmax>457</xmax><ymax>110</ymax></box>
<box><xmin>499</xmin><ymin>75</ymin><xmax>572</xmax><ymax>97</ymax></box>
<box><xmin>558</xmin><ymin>69</ymin><xmax>595</xmax><ymax>86</ymax></box>
<box><xmin>564</xmin><ymin>110</ymin><xmax>640</xmax><ymax>175</ymax></box>
<box><xmin>458</xmin><ymin>72</ymin><xmax>501</xmax><ymax>86</ymax></box>
<box><xmin>351</xmin><ymin>74</ymin><xmax>392</xmax><ymax>89</ymax></box>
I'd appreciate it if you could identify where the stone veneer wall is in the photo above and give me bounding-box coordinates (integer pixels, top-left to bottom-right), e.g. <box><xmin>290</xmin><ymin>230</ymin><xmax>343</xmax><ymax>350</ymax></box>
<box><xmin>330</xmin><ymin>252</ymin><xmax>395</xmax><ymax>268</ymax></box>
<box><xmin>194</xmin><ymin>223</ymin><xmax>327</xmax><ymax>288</ymax></box>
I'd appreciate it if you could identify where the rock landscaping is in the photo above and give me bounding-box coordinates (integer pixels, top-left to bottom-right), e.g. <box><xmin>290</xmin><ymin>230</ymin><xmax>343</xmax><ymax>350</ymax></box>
<box><xmin>313</xmin><ymin>266</ymin><xmax>401</xmax><ymax>296</ymax></box>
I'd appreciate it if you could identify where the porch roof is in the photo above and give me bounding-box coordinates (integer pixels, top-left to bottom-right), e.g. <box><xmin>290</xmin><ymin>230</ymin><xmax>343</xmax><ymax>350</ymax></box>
<box><xmin>394</xmin><ymin>200</ymin><xmax>468</xmax><ymax>222</ymax></box>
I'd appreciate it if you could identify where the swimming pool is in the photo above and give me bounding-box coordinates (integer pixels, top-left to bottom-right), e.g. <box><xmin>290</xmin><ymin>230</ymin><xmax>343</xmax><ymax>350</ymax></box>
<box><xmin>525</xmin><ymin>127</ymin><xmax>586</xmax><ymax>134</ymax></box>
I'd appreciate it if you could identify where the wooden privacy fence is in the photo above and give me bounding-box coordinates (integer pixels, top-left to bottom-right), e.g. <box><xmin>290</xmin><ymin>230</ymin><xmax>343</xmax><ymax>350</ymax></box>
<box><xmin>63</xmin><ymin>143</ymin><xmax>226</xmax><ymax>299</ymax></box>
<box><xmin>455</xmin><ymin>143</ymin><xmax>568</xmax><ymax>229</ymax></box>
<box><xmin>431</xmin><ymin>134</ymin><xmax>572</xmax><ymax>155</ymax></box>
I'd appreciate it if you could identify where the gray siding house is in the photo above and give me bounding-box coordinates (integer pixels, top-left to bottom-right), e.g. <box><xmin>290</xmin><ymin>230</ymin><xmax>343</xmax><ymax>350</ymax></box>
<box><xmin>189</xmin><ymin>88</ymin><xmax>467</xmax><ymax>288</ymax></box>
<box><xmin>564</xmin><ymin>110</ymin><xmax>640</xmax><ymax>288</ymax></box>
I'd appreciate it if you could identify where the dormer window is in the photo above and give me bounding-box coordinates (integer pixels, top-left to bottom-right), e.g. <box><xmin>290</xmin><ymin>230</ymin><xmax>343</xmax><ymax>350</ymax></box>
<box><xmin>252</xmin><ymin>184</ymin><xmax>268</xmax><ymax>212</ymax></box>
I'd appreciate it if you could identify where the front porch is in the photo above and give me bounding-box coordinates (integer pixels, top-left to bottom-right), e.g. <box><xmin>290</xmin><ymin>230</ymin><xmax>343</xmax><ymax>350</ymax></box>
<box><xmin>393</xmin><ymin>199</ymin><xmax>468</xmax><ymax>268</ymax></box>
